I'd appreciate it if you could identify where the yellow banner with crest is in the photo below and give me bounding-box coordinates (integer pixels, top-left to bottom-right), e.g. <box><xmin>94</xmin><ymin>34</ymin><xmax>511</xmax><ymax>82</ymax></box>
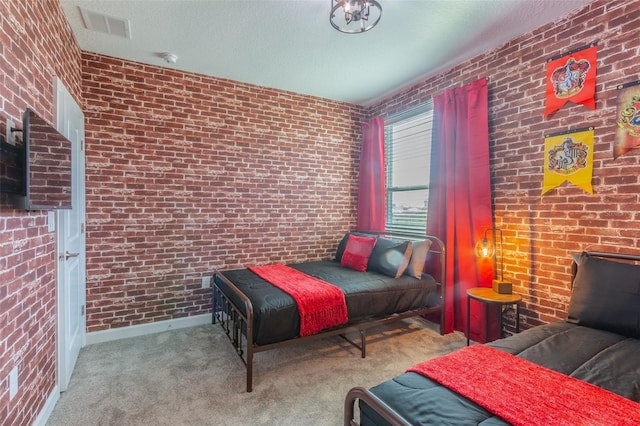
<box><xmin>542</xmin><ymin>128</ymin><xmax>594</xmax><ymax>195</ymax></box>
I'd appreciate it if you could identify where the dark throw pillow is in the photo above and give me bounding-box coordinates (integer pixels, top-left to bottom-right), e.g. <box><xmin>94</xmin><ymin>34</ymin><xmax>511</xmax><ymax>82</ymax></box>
<box><xmin>367</xmin><ymin>238</ymin><xmax>413</xmax><ymax>278</ymax></box>
<box><xmin>567</xmin><ymin>252</ymin><xmax>640</xmax><ymax>338</ymax></box>
<box><xmin>341</xmin><ymin>235</ymin><xmax>377</xmax><ymax>272</ymax></box>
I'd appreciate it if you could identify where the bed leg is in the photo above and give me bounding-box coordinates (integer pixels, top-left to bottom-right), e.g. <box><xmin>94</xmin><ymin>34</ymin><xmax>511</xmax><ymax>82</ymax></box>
<box><xmin>247</xmin><ymin>358</ymin><xmax>253</xmax><ymax>392</ymax></box>
<box><xmin>247</xmin><ymin>323</ymin><xmax>254</xmax><ymax>392</ymax></box>
<box><xmin>212</xmin><ymin>285</ymin><xmax>217</xmax><ymax>325</ymax></box>
<box><xmin>360</xmin><ymin>330</ymin><xmax>366</xmax><ymax>358</ymax></box>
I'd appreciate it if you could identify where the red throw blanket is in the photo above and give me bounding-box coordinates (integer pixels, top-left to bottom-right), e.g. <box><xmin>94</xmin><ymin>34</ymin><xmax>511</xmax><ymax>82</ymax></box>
<box><xmin>248</xmin><ymin>264</ymin><xmax>348</xmax><ymax>337</ymax></box>
<box><xmin>407</xmin><ymin>345</ymin><xmax>640</xmax><ymax>426</ymax></box>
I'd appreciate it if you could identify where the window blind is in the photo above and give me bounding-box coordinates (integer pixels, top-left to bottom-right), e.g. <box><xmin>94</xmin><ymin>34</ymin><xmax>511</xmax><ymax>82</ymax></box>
<box><xmin>384</xmin><ymin>104</ymin><xmax>434</xmax><ymax>236</ymax></box>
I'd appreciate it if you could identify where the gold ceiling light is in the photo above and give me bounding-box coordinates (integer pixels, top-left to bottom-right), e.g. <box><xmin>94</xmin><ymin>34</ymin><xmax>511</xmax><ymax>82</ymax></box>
<box><xmin>330</xmin><ymin>0</ymin><xmax>382</xmax><ymax>34</ymax></box>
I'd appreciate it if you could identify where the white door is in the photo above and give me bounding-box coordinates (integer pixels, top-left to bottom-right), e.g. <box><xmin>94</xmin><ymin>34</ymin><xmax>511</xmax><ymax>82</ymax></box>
<box><xmin>55</xmin><ymin>78</ymin><xmax>86</xmax><ymax>391</ymax></box>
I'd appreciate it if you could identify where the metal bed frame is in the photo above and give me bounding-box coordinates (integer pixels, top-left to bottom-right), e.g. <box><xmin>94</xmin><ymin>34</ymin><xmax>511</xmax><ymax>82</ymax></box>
<box><xmin>212</xmin><ymin>232</ymin><xmax>445</xmax><ymax>392</ymax></box>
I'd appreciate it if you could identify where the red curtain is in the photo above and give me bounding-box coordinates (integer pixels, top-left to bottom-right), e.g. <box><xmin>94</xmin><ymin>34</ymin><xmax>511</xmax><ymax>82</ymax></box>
<box><xmin>357</xmin><ymin>117</ymin><xmax>386</xmax><ymax>232</ymax></box>
<box><xmin>426</xmin><ymin>77</ymin><xmax>497</xmax><ymax>342</ymax></box>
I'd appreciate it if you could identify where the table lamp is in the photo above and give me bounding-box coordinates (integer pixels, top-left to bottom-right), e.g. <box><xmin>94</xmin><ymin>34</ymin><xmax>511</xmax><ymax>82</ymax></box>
<box><xmin>475</xmin><ymin>227</ymin><xmax>512</xmax><ymax>294</ymax></box>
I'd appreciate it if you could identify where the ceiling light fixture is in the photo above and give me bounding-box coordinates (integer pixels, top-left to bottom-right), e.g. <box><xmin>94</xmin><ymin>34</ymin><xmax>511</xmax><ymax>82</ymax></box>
<box><xmin>330</xmin><ymin>0</ymin><xmax>382</xmax><ymax>34</ymax></box>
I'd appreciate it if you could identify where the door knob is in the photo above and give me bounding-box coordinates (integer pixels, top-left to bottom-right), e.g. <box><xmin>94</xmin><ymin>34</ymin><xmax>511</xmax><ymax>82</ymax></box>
<box><xmin>64</xmin><ymin>251</ymin><xmax>80</xmax><ymax>260</ymax></box>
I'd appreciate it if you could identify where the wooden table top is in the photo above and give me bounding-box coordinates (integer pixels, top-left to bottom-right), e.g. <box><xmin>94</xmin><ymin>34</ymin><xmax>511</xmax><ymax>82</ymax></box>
<box><xmin>467</xmin><ymin>287</ymin><xmax>522</xmax><ymax>304</ymax></box>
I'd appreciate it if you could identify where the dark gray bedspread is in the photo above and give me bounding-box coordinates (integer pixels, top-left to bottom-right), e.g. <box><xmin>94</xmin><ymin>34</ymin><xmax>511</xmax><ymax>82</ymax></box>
<box><xmin>214</xmin><ymin>260</ymin><xmax>438</xmax><ymax>345</ymax></box>
<box><xmin>361</xmin><ymin>321</ymin><xmax>640</xmax><ymax>425</ymax></box>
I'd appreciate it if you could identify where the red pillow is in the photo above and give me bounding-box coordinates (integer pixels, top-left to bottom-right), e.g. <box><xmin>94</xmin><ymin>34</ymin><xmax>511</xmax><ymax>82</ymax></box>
<box><xmin>340</xmin><ymin>235</ymin><xmax>377</xmax><ymax>272</ymax></box>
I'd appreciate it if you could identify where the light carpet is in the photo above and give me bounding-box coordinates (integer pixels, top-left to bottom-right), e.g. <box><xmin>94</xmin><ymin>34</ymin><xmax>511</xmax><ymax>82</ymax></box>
<box><xmin>46</xmin><ymin>318</ymin><xmax>466</xmax><ymax>426</ymax></box>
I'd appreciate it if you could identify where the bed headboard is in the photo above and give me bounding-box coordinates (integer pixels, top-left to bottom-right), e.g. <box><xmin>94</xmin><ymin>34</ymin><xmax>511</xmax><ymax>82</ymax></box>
<box><xmin>570</xmin><ymin>250</ymin><xmax>640</xmax><ymax>284</ymax></box>
<box><xmin>357</xmin><ymin>231</ymin><xmax>444</xmax><ymax>285</ymax></box>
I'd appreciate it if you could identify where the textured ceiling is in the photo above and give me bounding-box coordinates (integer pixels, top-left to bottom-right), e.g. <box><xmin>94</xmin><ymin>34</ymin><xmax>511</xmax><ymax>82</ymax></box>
<box><xmin>60</xmin><ymin>0</ymin><xmax>594</xmax><ymax>106</ymax></box>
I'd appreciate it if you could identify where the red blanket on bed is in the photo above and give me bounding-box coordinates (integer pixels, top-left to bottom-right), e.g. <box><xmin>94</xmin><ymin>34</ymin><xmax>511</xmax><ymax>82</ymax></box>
<box><xmin>248</xmin><ymin>264</ymin><xmax>348</xmax><ymax>337</ymax></box>
<box><xmin>407</xmin><ymin>345</ymin><xmax>640</xmax><ymax>426</ymax></box>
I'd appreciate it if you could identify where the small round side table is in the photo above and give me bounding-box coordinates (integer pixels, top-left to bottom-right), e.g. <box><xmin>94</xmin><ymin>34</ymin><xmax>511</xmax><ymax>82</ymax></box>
<box><xmin>466</xmin><ymin>287</ymin><xmax>521</xmax><ymax>346</ymax></box>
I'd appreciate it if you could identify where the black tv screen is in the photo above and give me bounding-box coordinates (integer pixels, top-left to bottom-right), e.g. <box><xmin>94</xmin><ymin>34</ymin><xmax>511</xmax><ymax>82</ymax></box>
<box><xmin>0</xmin><ymin>139</ymin><xmax>24</xmax><ymax>194</ymax></box>
<box><xmin>14</xmin><ymin>108</ymin><xmax>73</xmax><ymax>210</ymax></box>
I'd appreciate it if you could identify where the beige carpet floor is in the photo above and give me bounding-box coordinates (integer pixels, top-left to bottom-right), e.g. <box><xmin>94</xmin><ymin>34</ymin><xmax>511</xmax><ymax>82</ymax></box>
<box><xmin>46</xmin><ymin>318</ymin><xmax>466</xmax><ymax>426</ymax></box>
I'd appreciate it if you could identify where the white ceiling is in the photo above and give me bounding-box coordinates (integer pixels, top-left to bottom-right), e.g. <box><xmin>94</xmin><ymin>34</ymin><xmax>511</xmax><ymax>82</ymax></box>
<box><xmin>60</xmin><ymin>0</ymin><xmax>594</xmax><ymax>106</ymax></box>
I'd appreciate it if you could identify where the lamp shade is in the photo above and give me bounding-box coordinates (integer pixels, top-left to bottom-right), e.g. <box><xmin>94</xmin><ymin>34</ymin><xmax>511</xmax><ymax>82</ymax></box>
<box><xmin>475</xmin><ymin>236</ymin><xmax>495</xmax><ymax>259</ymax></box>
<box><xmin>475</xmin><ymin>227</ymin><xmax>511</xmax><ymax>293</ymax></box>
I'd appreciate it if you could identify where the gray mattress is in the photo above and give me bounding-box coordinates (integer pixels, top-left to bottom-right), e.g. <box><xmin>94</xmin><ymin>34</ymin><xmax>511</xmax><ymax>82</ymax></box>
<box><xmin>361</xmin><ymin>321</ymin><xmax>640</xmax><ymax>425</ymax></box>
<box><xmin>214</xmin><ymin>260</ymin><xmax>439</xmax><ymax>345</ymax></box>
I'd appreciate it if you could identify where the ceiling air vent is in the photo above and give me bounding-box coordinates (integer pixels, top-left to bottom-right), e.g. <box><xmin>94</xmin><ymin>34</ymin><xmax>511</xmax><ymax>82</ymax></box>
<box><xmin>79</xmin><ymin>7</ymin><xmax>131</xmax><ymax>39</ymax></box>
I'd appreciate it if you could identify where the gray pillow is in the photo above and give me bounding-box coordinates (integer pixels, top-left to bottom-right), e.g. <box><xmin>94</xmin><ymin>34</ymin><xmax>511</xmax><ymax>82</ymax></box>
<box><xmin>567</xmin><ymin>252</ymin><xmax>640</xmax><ymax>338</ymax></box>
<box><xmin>404</xmin><ymin>239</ymin><xmax>432</xmax><ymax>279</ymax></box>
<box><xmin>367</xmin><ymin>238</ymin><xmax>413</xmax><ymax>278</ymax></box>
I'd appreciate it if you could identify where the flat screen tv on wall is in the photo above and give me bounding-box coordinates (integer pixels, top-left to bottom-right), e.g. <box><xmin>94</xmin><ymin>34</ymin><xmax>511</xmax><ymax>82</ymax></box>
<box><xmin>0</xmin><ymin>138</ymin><xmax>23</xmax><ymax>195</ymax></box>
<box><xmin>0</xmin><ymin>108</ymin><xmax>73</xmax><ymax>210</ymax></box>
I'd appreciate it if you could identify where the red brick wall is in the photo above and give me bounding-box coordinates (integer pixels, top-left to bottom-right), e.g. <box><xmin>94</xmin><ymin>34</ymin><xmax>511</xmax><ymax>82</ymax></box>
<box><xmin>367</xmin><ymin>0</ymin><xmax>640</xmax><ymax>331</ymax></box>
<box><xmin>81</xmin><ymin>54</ymin><xmax>365</xmax><ymax>332</ymax></box>
<box><xmin>0</xmin><ymin>0</ymin><xmax>82</xmax><ymax>424</ymax></box>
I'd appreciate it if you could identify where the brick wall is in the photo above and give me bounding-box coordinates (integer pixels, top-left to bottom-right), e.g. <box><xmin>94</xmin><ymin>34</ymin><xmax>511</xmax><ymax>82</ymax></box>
<box><xmin>0</xmin><ymin>0</ymin><xmax>82</xmax><ymax>424</ymax></box>
<box><xmin>367</xmin><ymin>0</ymin><xmax>640</xmax><ymax>331</ymax></box>
<box><xmin>81</xmin><ymin>54</ymin><xmax>365</xmax><ymax>331</ymax></box>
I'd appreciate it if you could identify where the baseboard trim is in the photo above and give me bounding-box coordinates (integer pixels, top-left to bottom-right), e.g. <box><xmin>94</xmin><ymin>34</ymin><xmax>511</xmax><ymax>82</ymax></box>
<box><xmin>33</xmin><ymin>384</ymin><xmax>60</xmax><ymax>426</ymax></box>
<box><xmin>86</xmin><ymin>314</ymin><xmax>211</xmax><ymax>346</ymax></box>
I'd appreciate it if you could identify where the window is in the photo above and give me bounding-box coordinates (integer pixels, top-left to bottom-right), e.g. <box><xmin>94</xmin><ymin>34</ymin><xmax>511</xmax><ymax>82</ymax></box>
<box><xmin>384</xmin><ymin>103</ymin><xmax>434</xmax><ymax>235</ymax></box>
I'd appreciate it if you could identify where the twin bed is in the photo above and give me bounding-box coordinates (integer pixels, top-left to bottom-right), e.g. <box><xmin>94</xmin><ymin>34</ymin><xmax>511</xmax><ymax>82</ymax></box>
<box><xmin>345</xmin><ymin>250</ymin><xmax>640</xmax><ymax>425</ymax></box>
<box><xmin>212</xmin><ymin>232</ymin><xmax>445</xmax><ymax>392</ymax></box>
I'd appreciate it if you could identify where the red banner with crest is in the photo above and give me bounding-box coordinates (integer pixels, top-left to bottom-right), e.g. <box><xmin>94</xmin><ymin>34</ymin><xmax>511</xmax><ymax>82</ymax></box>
<box><xmin>614</xmin><ymin>80</ymin><xmax>640</xmax><ymax>159</ymax></box>
<box><xmin>544</xmin><ymin>43</ymin><xmax>597</xmax><ymax>117</ymax></box>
